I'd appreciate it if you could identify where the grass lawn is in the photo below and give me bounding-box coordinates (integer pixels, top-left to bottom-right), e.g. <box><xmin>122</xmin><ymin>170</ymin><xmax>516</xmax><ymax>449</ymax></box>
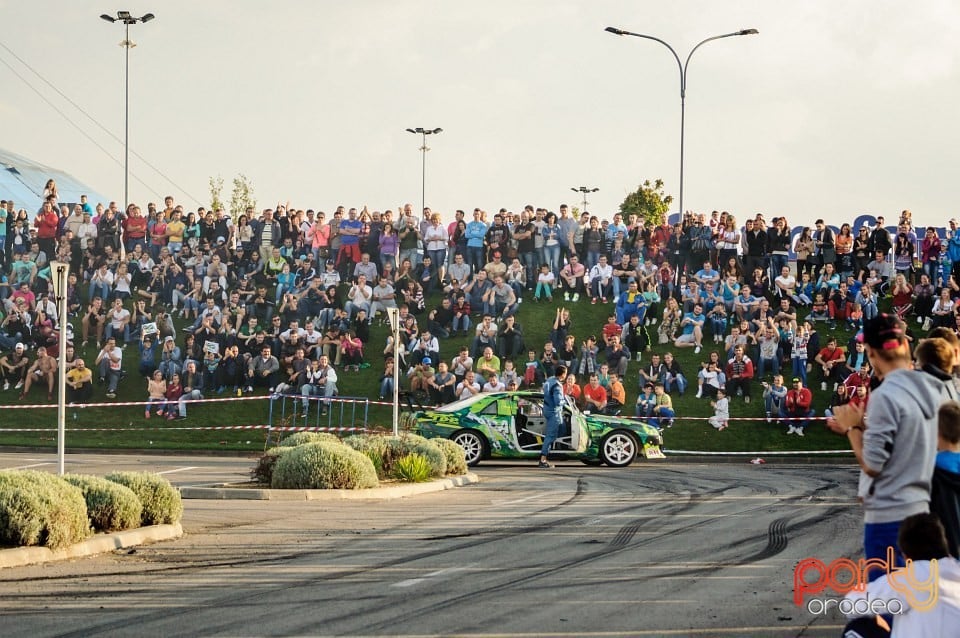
<box><xmin>0</xmin><ymin>287</ymin><xmax>860</xmax><ymax>455</ymax></box>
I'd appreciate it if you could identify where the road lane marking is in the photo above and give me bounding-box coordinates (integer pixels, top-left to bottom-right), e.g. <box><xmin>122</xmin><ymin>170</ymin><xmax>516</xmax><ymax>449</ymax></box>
<box><xmin>156</xmin><ymin>466</ymin><xmax>199</xmax><ymax>475</ymax></box>
<box><xmin>8</xmin><ymin>462</ymin><xmax>53</xmax><ymax>470</ymax></box>
<box><xmin>494</xmin><ymin>494</ymin><xmax>548</xmax><ymax>505</ymax></box>
<box><xmin>391</xmin><ymin>564</ymin><xmax>475</xmax><ymax>588</ymax></box>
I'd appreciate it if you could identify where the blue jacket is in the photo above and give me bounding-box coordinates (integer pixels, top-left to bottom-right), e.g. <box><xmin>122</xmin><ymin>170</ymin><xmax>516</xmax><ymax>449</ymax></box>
<box><xmin>948</xmin><ymin>234</ymin><xmax>960</xmax><ymax>263</ymax></box>
<box><xmin>543</xmin><ymin>376</ymin><xmax>564</xmax><ymax>415</ymax></box>
<box><xmin>465</xmin><ymin>221</ymin><xmax>488</xmax><ymax>248</ymax></box>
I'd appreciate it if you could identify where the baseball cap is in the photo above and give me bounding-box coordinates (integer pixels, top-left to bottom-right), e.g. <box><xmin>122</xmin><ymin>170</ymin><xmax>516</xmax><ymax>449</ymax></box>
<box><xmin>14</xmin><ymin>343</ymin><xmax>24</xmax><ymax>350</ymax></box>
<box><xmin>164</xmin><ymin>336</ymin><xmax>175</xmax><ymax>343</ymax></box>
<box><xmin>422</xmin><ymin>357</ymin><xmax>432</xmax><ymax>365</ymax></box>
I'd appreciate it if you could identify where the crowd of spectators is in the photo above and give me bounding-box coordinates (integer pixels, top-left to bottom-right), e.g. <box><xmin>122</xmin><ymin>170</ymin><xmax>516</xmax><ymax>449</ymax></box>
<box><xmin>1</xmin><ymin>180</ymin><xmax>959</xmax><ymax>430</ymax></box>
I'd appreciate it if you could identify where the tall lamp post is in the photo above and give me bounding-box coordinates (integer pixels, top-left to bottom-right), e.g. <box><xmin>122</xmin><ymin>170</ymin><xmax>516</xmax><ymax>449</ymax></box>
<box><xmin>100</xmin><ymin>10</ymin><xmax>156</xmax><ymax>213</ymax></box>
<box><xmin>604</xmin><ymin>26</ymin><xmax>757</xmax><ymax>218</ymax></box>
<box><xmin>405</xmin><ymin>127</ymin><xmax>442</xmax><ymax>216</ymax></box>
<box><xmin>570</xmin><ymin>186</ymin><xmax>599</xmax><ymax>214</ymax></box>
<box><xmin>50</xmin><ymin>261</ymin><xmax>69</xmax><ymax>475</ymax></box>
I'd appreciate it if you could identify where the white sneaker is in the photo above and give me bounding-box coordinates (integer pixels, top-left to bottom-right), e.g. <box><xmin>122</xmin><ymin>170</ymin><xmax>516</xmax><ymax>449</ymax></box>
<box><xmin>573</xmin><ymin>293</ymin><xmax>580</xmax><ymax>302</ymax></box>
<box><xmin>14</xmin><ymin>380</ymin><xmax>23</xmax><ymax>390</ymax></box>
<box><xmin>694</xmin><ymin>346</ymin><xmax>702</xmax><ymax>354</ymax></box>
<box><xmin>564</xmin><ymin>293</ymin><xmax>570</xmax><ymax>301</ymax></box>
<box><xmin>786</xmin><ymin>425</ymin><xmax>796</xmax><ymax>435</ymax></box>
<box><xmin>833</xmin><ymin>382</ymin><xmax>838</xmax><ymax>391</ymax></box>
<box><xmin>821</xmin><ymin>382</ymin><xmax>827</xmax><ymax>391</ymax></box>
<box><xmin>2</xmin><ymin>381</ymin><xmax>7</xmax><ymax>391</ymax></box>
<box><xmin>795</xmin><ymin>428</ymin><xmax>804</xmax><ymax>437</ymax></box>
<box><xmin>517</xmin><ymin>298</ymin><xmax>522</xmax><ymax>304</ymax></box>
<box><xmin>696</xmin><ymin>390</ymin><xmax>703</xmax><ymax>399</ymax></box>
<box><xmin>651</xmin><ymin>318</ymin><xmax>657</xmax><ymax>324</ymax></box>
<box><xmin>918</xmin><ymin>317</ymin><xmax>924</xmax><ymax>324</ymax></box>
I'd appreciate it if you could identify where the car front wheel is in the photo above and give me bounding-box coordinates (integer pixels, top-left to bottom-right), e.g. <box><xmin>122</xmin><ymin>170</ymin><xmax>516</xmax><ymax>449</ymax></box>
<box><xmin>451</xmin><ymin>430</ymin><xmax>486</xmax><ymax>467</ymax></box>
<box><xmin>599</xmin><ymin>431</ymin><xmax>638</xmax><ymax>467</ymax></box>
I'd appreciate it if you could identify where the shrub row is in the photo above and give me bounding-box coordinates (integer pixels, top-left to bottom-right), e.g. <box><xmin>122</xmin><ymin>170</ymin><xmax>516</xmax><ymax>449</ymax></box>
<box><xmin>254</xmin><ymin>432</ymin><xmax>468</xmax><ymax>488</ymax></box>
<box><xmin>0</xmin><ymin>470</ymin><xmax>182</xmax><ymax>550</ymax></box>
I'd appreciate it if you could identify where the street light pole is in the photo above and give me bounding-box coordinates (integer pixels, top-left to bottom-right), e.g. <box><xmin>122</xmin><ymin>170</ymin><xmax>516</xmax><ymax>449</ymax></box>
<box><xmin>570</xmin><ymin>186</ymin><xmax>599</xmax><ymax>214</ymax></box>
<box><xmin>604</xmin><ymin>27</ymin><xmax>757</xmax><ymax>218</ymax></box>
<box><xmin>405</xmin><ymin>127</ymin><xmax>442</xmax><ymax>216</ymax></box>
<box><xmin>50</xmin><ymin>261</ymin><xmax>69</xmax><ymax>475</ymax></box>
<box><xmin>101</xmin><ymin>10</ymin><xmax>155</xmax><ymax>213</ymax></box>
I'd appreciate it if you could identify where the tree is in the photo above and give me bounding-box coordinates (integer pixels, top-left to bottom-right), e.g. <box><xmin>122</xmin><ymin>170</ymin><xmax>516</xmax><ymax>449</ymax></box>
<box><xmin>229</xmin><ymin>174</ymin><xmax>257</xmax><ymax>221</ymax></box>
<box><xmin>619</xmin><ymin>179</ymin><xmax>674</xmax><ymax>226</ymax></box>
<box><xmin>209</xmin><ymin>175</ymin><xmax>225</xmax><ymax>212</ymax></box>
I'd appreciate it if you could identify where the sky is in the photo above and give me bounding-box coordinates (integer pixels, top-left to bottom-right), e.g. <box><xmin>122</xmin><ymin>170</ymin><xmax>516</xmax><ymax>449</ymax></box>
<box><xmin>2</xmin><ymin>1</ymin><xmax>959</xmax><ymax>227</ymax></box>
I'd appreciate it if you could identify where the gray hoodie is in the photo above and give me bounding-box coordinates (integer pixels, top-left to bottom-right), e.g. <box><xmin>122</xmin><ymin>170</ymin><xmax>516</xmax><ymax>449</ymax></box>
<box><xmin>859</xmin><ymin>367</ymin><xmax>957</xmax><ymax>523</ymax></box>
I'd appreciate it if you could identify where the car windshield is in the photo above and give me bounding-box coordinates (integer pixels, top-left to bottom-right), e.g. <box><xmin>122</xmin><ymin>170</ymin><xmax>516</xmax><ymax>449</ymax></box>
<box><xmin>430</xmin><ymin>393</ymin><xmax>491</xmax><ymax>413</ymax></box>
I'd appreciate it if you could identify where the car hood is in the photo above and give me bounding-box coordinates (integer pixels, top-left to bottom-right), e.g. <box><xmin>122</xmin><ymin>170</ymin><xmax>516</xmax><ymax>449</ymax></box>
<box><xmin>586</xmin><ymin>412</ymin><xmax>658</xmax><ymax>434</ymax></box>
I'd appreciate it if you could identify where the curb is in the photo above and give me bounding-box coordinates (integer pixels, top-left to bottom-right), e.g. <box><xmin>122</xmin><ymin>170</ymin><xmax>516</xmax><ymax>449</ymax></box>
<box><xmin>0</xmin><ymin>523</ymin><xmax>183</xmax><ymax>569</ymax></box>
<box><xmin>180</xmin><ymin>472</ymin><xmax>480</xmax><ymax>500</ymax></box>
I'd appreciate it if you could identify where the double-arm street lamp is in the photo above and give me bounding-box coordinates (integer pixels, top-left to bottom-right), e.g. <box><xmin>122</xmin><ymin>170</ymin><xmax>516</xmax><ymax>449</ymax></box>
<box><xmin>100</xmin><ymin>10</ymin><xmax>156</xmax><ymax>213</ymax></box>
<box><xmin>570</xmin><ymin>186</ymin><xmax>599</xmax><ymax>214</ymax></box>
<box><xmin>604</xmin><ymin>26</ymin><xmax>758</xmax><ymax>219</ymax></box>
<box><xmin>405</xmin><ymin>127</ymin><xmax>443</xmax><ymax>217</ymax></box>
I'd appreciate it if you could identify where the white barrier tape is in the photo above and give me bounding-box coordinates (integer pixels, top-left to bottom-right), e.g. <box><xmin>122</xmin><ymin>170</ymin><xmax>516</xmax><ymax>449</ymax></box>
<box><xmin>2</xmin><ymin>394</ymin><xmax>271</xmax><ymax>410</ymax></box>
<box><xmin>0</xmin><ymin>425</ymin><xmax>365</xmax><ymax>433</ymax></box>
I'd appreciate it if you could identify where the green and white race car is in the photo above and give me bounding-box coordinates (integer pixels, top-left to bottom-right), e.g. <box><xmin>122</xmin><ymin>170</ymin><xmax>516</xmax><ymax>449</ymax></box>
<box><xmin>404</xmin><ymin>391</ymin><xmax>665</xmax><ymax>467</ymax></box>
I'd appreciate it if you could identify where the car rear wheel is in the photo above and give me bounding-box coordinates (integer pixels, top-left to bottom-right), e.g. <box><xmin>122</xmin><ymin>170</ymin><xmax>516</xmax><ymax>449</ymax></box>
<box><xmin>599</xmin><ymin>431</ymin><xmax>638</xmax><ymax>467</ymax></box>
<box><xmin>451</xmin><ymin>430</ymin><xmax>486</xmax><ymax>467</ymax></box>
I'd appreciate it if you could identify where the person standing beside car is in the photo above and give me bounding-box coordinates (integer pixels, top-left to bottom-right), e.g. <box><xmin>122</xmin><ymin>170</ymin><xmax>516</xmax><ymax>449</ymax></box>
<box><xmin>539</xmin><ymin>364</ymin><xmax>568</xmax><ymax>469</ymax></box>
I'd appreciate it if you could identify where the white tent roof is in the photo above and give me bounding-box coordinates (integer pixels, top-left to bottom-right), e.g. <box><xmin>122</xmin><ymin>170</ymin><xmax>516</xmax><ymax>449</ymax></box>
<box><xmin>0</xmin><ymin>148</ymin><xmax>111</xmax><ymax>212</ymax></box>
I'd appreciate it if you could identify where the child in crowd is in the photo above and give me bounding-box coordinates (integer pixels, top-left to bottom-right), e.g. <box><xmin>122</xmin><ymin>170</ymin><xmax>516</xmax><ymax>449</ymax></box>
<box><xmin>796</xmin><ymin>272</ymin><xmax>814</xmax><ymax>306</ymax></box>
<box><xmin>501</xmin><ymin>359</ymin><xmax>520</xmax><ymax>389</ymax></box>
<box><xmin>145</xmin><ymin>369</ymin><xmax>166</xmax><ymax>418</ymax></box>
<box><xmin>164</xmin><ymin>373</ymin><xmax>182</xmax><ymax>420</ymax></box>
<box><xmin>534</xmin><ymin>263</ymin><xmax>555</xmax><ymax>302</ymax></box>
<box><xmin>339</xmin><ymin>329</ymin><xmax>364</xmax><ymax>372</ymax></box>
<box><xmin>808</xmin><ymin>293</ymin><xmax>831</xmax><ymax>323</ymax></box>
<box><xmin>937</xmin><ymin>401</ymin><xmax>960</xmax><ymax>473</ymax></box>
<box><xmin>649</xmin><ymin>383</ymin><xmax>675</xmax><ymax>428</ymax></box>
<box><xmin>523</xmin><ymin>350</ymin><xmax>541</xmax><ymax>387</ymax></box>
<box><xmin>635</xmin><ymin>381</ymin><xmax>656</xmax><ymax>417</ymax></box>
<box><xmin>706</xmin><ymin>302</ymin><xmax>727</xmax><ymax>344</ymax></box>
<box><xmin>790</xmin><ymin>324</ymin><xmax>810</xmax><ymax>384</ymax></box>
<box><xmin>708</xmin><ymin>388</ymin><xmax>729</xmax><ymax>431</ymax></box>
<box><xmin>378</xmin><ymin>358</ymin><xmax>394</xmax><ymax>401</ymax></box>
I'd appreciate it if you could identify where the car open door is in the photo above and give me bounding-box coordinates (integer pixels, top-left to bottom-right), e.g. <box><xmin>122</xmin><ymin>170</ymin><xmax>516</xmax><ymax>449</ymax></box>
<box><xmin>565</xmin><ymin>404</ymin><xmax>588</xmax><ymax>453</ymax></box>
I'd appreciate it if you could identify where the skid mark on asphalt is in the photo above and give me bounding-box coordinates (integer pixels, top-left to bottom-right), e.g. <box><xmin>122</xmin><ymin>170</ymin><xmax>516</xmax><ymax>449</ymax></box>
<box><xmin>391</xmin><ymin>564</ymin><xmax>476</xmax><ymax>588</ymax></box>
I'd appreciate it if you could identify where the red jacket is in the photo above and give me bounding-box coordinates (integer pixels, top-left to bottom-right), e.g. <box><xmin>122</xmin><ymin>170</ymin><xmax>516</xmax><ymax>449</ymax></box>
<box><xmin>725</xmin><ymin>357</ymin><xmax>754</xmax><ymax>380</ymax></box>
<box><xmin>785</xmin><ymin>387</ymin><xmax>813</xmax><ymax>414</ymax></box>
<box><xmin>34</xmin><ymin>210</ymin><xmax>59</xmax><ymax>239</ymax></box>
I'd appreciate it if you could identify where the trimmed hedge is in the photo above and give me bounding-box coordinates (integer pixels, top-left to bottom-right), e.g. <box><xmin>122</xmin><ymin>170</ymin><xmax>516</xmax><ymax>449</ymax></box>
<box><xmin>430</xmin><ymin>438</ymin><xmax>469</xmax><ymax>476</ymax></box>
<box><xmin>105</xmin><ymin>472</ymin><xmax>183</xmax><ymax>526</ymax></box>
<box><xmin>0</xmin><ymin>470</ymin><xmax>91</xmax><ymax>549</ymax></box>
<box><xmin>63</xmin><ymin>474</ymin><xmax>143</xmax><ymax>532</ymax></box>
<box><xmin>278</xmin><ymin>431</ymin><xmax>341</xmax><ymax>447</ymax></box>
<box><xmin>271</xmin><ymin>441</ymin><xmax>378</xmax><ymax>489</ymax></box>
<box><xmin>342</xmin><ymin>435</ymin><xmax>446</xmax><ymax>480</ymax></box>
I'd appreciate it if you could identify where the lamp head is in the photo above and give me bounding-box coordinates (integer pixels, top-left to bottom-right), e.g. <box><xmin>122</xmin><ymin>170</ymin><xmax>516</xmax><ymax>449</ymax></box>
<box><xmin>100</xmin><ymin>13</ymin><xmax>116</xmax><ymax>22</ymax></box>
<box><xmin>738</xmin><ymin>28</ymin><xmax>759</xmax><ymax>35</ymax></box>
<box><xmin>405</xmin><ymin>128</ymin><xmax>417</xmax><ymax>134</ymax></box>
<box><xmin>117</xmin><ymin>10</ymin><xmax>131</xmax><ymax>19</ymax></box>
<box><xmin>430</xmin><ymin>127</ymin><xmax>443</xmax><ymax>134</ymax></box>
<box><xmin>604</xmin><ymin>26</ymin><xmax>626</xmax><ymax>36</ymax></box>
<box><xmin>141</xmin><ymin>13</ymin><xmax>155</xmax><ymax>23</ymax></box>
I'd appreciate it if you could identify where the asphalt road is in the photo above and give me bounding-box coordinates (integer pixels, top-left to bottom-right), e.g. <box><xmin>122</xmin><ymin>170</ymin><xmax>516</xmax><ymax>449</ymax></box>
<box><xmin>0</xmin><ymin>454</ymin><xmax>862</xmax><ymax>637</ymax></box>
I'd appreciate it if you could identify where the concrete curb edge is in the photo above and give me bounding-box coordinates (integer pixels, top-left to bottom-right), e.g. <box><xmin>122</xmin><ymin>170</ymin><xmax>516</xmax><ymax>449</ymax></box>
<box><xmin>180</xmin><ymin>472</ymin><xmax>480</xmax><ymax>500</ymax></box>
<box><xmin>0</xmin><ymin>523</ymin><xmax>183</xmax><ymax>569</ymax></box>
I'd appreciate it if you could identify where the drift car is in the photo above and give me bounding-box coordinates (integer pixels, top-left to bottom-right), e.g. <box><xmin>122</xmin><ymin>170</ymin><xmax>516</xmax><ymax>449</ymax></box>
<box><xmin>404</xmin><ymin>391</ymin><xmax>665</xmax><ymax>467</ymax></box>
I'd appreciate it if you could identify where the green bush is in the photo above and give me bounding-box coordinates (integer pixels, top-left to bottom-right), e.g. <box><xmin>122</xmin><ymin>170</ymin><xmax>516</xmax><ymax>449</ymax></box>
<box><xmin>105</xmin><ymin>472</ymin><xmax>183</xmax><ymax>526</ymax></box>
<box><xmin>393</xmin><ymin>454</ymin><xmax>433</xmax><ymax>482</ymax></box>
<box><xmin>278</xmin><ymin>431</ymin><xmax>340</xmax><ymax>447</ymax></box>
<box><xmin>342</xmin><ymin>434</ymin><xmax>446</xmax><ymax>479</ymax></box>
<box><xmin>430</xmin><ymin>438</ymin><xmax>469</xmax><ymax>476</ymax></box>
<box><xmin>63</xmin><ymin>474</ymin><xmax>143</xmax><ymax>532</ymax></box>
<box><xmin>0</xmin><ymin>470</ymin><xmax>91</xmax><ymax>549</ymax></box>
<box><xmin>271</xmin><ymin>441</ymin><xmax>378</xmax><ymax>489</ymax></box>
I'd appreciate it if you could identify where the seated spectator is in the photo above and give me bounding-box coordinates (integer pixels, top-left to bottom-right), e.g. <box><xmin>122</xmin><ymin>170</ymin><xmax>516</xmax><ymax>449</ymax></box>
<box><xmin>814</xmin><ymin>336</ymin><xmax>846</xmax><ymax>391</ymax></box>
<box><xmin>762</xmin><ymin>375</ymin><xmax>787</xmax><ymax>421</ymax></box>
<box><xmin>783</xmin><ymin>377</ymin><xmax>814</xmax><ymax>436</ymax></box>
<box><xmin>429</xmin><ymin>361</ymin><xmax>457</xmax><ymax>404</ymax></box>
<box><xmin>582</xmin><ymin>373</ymin><xmax>607</xmax><ymax>413</ymax></box>
<box><xmin>245</xmin><ymin>345</ymin><xmax>279</xmax><ymax>393</ymax></box>
<box><xmin>95</xmin><ymin>337</ymin><xmax>123</xmax><ymax>399</ymax></box>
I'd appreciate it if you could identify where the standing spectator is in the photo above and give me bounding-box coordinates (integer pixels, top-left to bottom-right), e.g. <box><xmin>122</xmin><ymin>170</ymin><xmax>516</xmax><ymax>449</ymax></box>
<box><xmin>95</xmin><ymin>337</ymin><xmax>123</xmax><ymax>399</ymax></box>
<box><xmin>812</xmin><ymin>219</ymin><xmax>836</xmax><ymax>282</ymax></box>
<box><xmin>725</xmin><ymin>345</ymin><xmax>755</xmax><ymax>403</ymax></box>
<box><xmin>828</xmin><ymin>315</ymin><xmax>957</xmax><ymax>577</ymax></box>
